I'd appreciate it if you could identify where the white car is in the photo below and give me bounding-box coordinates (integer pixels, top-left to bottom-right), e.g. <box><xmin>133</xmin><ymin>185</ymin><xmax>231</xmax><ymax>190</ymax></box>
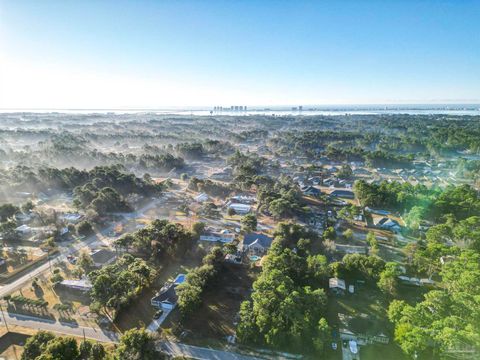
<box><xmin>331</xmin><ymin>342</ymin><xmax>337</xmax><ymax>350</ymax></box>
<box><xmin>349</xmin><ymin>340</ymin><xmax>358</xmax><ymax>354</ymax></box>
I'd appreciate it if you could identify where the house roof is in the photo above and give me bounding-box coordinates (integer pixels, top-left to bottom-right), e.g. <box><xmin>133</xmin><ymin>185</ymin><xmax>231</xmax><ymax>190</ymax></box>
<box><xmin>243</xmin><ymin>233</ymin><xmax>273</xmax><ymax>248</ymax></box>
<box><xmin>151</xmin><ymin>283</ymin><xmax>177</xmax><ymax>305</ymax></box>
<box><xmin>330</xmin><ymin>189</ymin><xmax>355</xmax><ymax>198</ymax></box>
<box><xmin>195</xmin><ymin>193</ymin><xmax>209</xmax><ymax>202</ymax></box>
<box><xmin>228</xmin><ymin>203</ymin><xmax>251</xmax><ymax>212</ymax></box>
<box><xmin>60</xmin><ymin>279</ymin><xmax>92</xmax><ymax>290</ymax></box>
<box><xmin>301</xmin><ymin>185</ymin><xmax>321</xmax><ymax>194</ymax></box>
<box><xmin>329</xmin><ymin>278</ymin><xmax>346</xmax><ymax>290</ymax></box>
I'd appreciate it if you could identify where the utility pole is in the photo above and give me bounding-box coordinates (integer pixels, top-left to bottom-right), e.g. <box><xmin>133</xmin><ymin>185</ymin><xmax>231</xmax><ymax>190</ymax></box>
<box><xmin>0</xmin><ymin>303</ymin><xmax>9</xmax><ymax>332</ymax></box>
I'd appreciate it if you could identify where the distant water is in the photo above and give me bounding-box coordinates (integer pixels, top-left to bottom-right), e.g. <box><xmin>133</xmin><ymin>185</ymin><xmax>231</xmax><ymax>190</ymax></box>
<box><xmin>1</xmin><ymin>107</ymin><xmax>480</xmax><ymax>116</ymax></box>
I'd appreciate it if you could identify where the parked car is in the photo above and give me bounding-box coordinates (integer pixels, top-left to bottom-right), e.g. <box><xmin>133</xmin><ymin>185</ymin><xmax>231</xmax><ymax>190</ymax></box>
<box><xmin>331</xmin><ymin>342</ymin><xmax>337</xmax><ymax>350</ymax></box>
<box><xmin>153</xmin><ymin>309</ymin><xmax>164</xmax><ymax>319</ymax></box>
<box><xmin>349</xmin><ymin>340</ymin><xmax>358</xmax><ymax>354</ymax></box>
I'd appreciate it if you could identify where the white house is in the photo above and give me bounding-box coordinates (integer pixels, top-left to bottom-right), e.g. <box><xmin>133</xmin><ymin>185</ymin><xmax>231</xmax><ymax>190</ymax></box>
<box><xmin>60</xmin><ymin>279</ymin><xmax>92</xmax><ymax>292</ymax></box>
<box><xmin>200</xmin><ymin>230</ymin><xmax>235</xmax><ymax>243</ymax></box>
<box><xmin>194</xmin><ymin>193</ymin><xmax>209</xmax><ymax>203</ymax></box>
<box><xmin>228</xmin><ymin>203</ymin><xmax>251</xmax><ymax>214</ymax></box>
<box><xmin>329</xmin><ymin>278</ymin><xmax>346</xmax><ymax>295</ymax></box>
<box><xmin>15</xmin><ymin>224</ymin><xmax>31</xmax><ymax>235</ymax></box>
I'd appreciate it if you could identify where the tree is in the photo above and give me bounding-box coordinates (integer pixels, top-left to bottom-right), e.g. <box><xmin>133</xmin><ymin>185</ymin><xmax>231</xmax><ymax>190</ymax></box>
<box><xmin>366</xmin><ymin>231</ymin><xmax>379</xmax><ymax>255</ymax></box>
<box><xmin>42</xmin><ymin>337</ymin><xmax>79</xmax><ymax>360</ymax></box>
<box><xmin>269</xmin><ymin>198</ymin><xmax>292</xmax><ymax>219</ymax></box>
<box><xmin>90</xmin><ymin>343</ymin><xmax>106</xmax><ymax>360</ymax></box>
<box><xmin>116</xmin><ymin>328</ymin><xmax>159</xmax><ymax>360</ymax></box>
<box><xmin>0</xmin><ymin>220</ymin><xmax>19</xmax><ymax>242</ymax></box>
<box><xmin>50</xmin><ymin>272</ymin><xmax>64</xmax><ymax>285</ymax></box>
<box><xmin>237</xmin><ymin>223</ymin><xmax>329</xmax><ymax>353</ymax></box>
<box><xmin>337</xmin><ymin>164</ymin><xmax>353</xmax><ymax>179</ymax></box>
<box><xmin>313</xmin><ymin>318</ymin><xmax>330</xmax><ymax>353</ymax></box>
<box><xmin>0</xmin><ymin>203</ymin><xmax>19</xmax><ymax>222</ymax></box>
<box><xmin>343</xmin><ymin>229</ymin><xmax>353</xmax><ymax>241</ymax></box>
<box><xmin>77</xmin><ymin>250</ymin><xmax>94</xmax><ymax>274</ymax></box>
<box><xmin>389</xmin><ymin>251</ymin><xmax>480</xmax><ymax>357</ymax></box>
<box><xmin>76</xmin><ymin>220</ymin><xmax>94</xmax><ymax>236</ymax></box>
<box><xmin>227</xmin><ymin>207</ymin><xmax>236</xmax><ymax>216</ymax></box>
<box><xmin>79</xmin><ymin>340</ymin><xmax>92</xmax><ymax>359</ymax></box>
<box><xmin>176</xmin><ymin>282</ymin><xmax>202</xmax><ymax>317</ymax></box>
<box><xmin>241</xmin><ymin>213</ymin><xmax>257</xmax><ymax>232</ymax></box>
<box><xmin>322</xmin><ymin>226</ymin><xmax>336</xmax><ymax>240</ymax></box>
<box><xmin>191</xmin><ymin>221</ymin><xmax>205</xmax><ymax>237</ymax></box>
<box><xmin>79</xmin><ymin>340</ymin><xmax>106</xmax><ymax>360</ymax></box>
<box><xmin>22</xmin><ymin>201</ymin><xmax>35</xmax><ymax>213</ymax></box>
<box><xmin>378</xmin><ymin>262</ymin><xmax>401</xmax><ymax>296</ymax></box>
<box><xmin>21</xmin><ymin>331</ymin><xmax>55</xmax><ymax>360</ymax></box>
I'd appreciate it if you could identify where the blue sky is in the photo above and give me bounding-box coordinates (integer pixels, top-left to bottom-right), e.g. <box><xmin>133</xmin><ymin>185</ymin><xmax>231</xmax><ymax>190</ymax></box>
<box><xmin>0</xmin><ymin>0</ymin><xmax>479</xmax><ymax>108</ymax></box>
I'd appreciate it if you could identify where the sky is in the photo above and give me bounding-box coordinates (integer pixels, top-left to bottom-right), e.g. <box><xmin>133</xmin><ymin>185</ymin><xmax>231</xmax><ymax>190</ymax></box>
<box><xmin>0</xmin><ymin>0</ymin><xmax>479</xmax><ymax>109</ymax></box>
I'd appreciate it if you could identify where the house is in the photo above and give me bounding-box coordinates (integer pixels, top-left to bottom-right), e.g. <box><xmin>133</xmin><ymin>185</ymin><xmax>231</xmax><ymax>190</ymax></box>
<box><xmin>329</xmin><ymin>278</ymin><xmax>346</xmax><ymax>295</ymax></box>
<box><xmin>90</xmin><ymin>249</ymin><xmax>116</xmax><ymax>268</ymax></box>
<box><xmin>151</xmin><ymin>283</ymin><xmax>177</xmax><ymax>310</ymax></box>
<box><xmin>375</xmin><ymin>217</ymin><xmax>402</xmax><ymax>233</ymax></box>
<box><xmin>398</xmin><ymin>276</ymin><xmax>421</xmax><ymax>286</ymax></box>
<box><xmin>242</xmin><ymin>233</ymin><xmax>273</xmax><ymax>255</ymax></box>
<box><xmin>224</xmin><ymin>253</ymin><xmax>243</xmax><ymax>265</ymax></box>
<box><xmin>151</xmin><ymin>274</ymin><xmax>186</xmax><ymax>310</ymax></box>
<box><xmin>15</xmin><ymin>213</ymin><xmax>32</xmax><ymax>223</ymax></box>
<box><xmin>230</xmin><ymin>195</ymin><xmax>256</xmax><ymax>204</ymax></box>
<box><xmin>227</xmin><ymin>203</ymin><xmax>251</xmax><ymax>214</ymax></box>
<box><xmin>59</xmin><ymin>279</ymin><xmax>92</xmax><ymax>292</ymax></box>
<box><xmin>210</xmin><ymin>167</ymin><xmax>233</xmax><ymax>180</ymax></box>
<box><xmin>365</xmin><ymin>207</ymin><xmax>391</xmax><ymax>216</ymax></box>
<box><xmin>200</xmin><ymin>230</ymin><xmax>235</xmax><ymax>243</ymax></box>
<box><xmin>330</xmin><ymin>189</ymin><xmax>355</xmax><ymax>199</ymax></box>
<box><xmin>301</xmin><ymin>185</ymin><xmax>322</xmax><ymax>197</ymax></box>
<box><xmin>194</xmin><ymin>193</ymin><xmax>209</xmax><ymax>203</ymax></box>
<box><xmin>335</xmin><ymin>244</ymin><xmax>368</xmax><ymax>255</ymax></box>
<box><xmin>60</xmin><ymin>213</ymin><xmax>83</xmax><ymax>224</ymax></box>
<box><xmin>15</xmin><ymin>224</ymin><xmax>31</xmax><ymax>235</ymax></box>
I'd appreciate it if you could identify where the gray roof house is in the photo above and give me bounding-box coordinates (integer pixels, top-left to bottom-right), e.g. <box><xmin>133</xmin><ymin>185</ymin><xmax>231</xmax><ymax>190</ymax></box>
<box><xmin>330</xmin><ymin>189</ymin><xmax>355</xmax><ymax>199</ymax></box>
<box><xmin>242</xmin><ymin>233</ymin><xmax>273</xmax><ymax>255</ymax></box>
<box><xmin>151</xmin><ymin>274</ymin><xmax>186</xmax><ymax>310</ymax></box>
<box><xmin>301</xmin><ymin>185</ymin><xmax>322</xmax><ymax>197</ymax></box>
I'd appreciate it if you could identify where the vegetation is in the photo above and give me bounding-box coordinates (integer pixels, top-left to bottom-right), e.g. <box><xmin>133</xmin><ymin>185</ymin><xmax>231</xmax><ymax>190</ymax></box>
<box><xmin>89</xmin><ymin>254</ymin><xmax>155</xmax><ymax>317</ymax></box>
<box><xmin>388</xmin><ymin>251</ymin><xmax>480</xmax><ymax>358</ymax></box>
<box><xmin>237</xmin><ymin>223</ymin><xmax>329</xmax><ymax>354</ymax></box>
<box><xmin>177</xmin><ymin>246</ymin><xmax>225</xmax><ymax>317</ymax></box>
<box><xmin>21</xmin><ymin>331</ymin><xmax>107</xmax><ymax>360</ymax></box>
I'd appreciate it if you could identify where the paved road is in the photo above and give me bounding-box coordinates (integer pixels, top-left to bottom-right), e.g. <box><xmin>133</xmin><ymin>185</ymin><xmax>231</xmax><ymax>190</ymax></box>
<box><xmin>0</xmin><ymin>198</ymin><xmax>162</xmax><ymax>299</ymax></box>
<box><xmin>0</xmin><ymin>312</ymin><xmax>119</xmax><ymax>343</ymax></box>
<box><xmin>0</xmin><ymin>231</ymin><xmax>111</xmax><ymax>298</ymax></box>
<box><xmin>157</xmin><ymin>341</ymin><xmax>262</xmax><ymax>360</ymax></box>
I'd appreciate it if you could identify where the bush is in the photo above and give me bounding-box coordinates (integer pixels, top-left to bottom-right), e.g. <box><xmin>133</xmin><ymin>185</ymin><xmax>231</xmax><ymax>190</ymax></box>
<box><xmin>76</xmin><ymin>220</ymin><xmax>94</xmax><ymax>236</ymax></box>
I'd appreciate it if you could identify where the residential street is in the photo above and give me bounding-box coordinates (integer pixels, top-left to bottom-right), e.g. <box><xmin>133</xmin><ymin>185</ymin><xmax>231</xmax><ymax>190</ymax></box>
<box><xmin>0</xmin><ymin>311</ymin><xmax>119</xmax><ymax>343</ymax></box>
<box><xmin>157</xmin><ymin>341</ymin><xmax>262</xmax><ymax>360</ymax></box>
<box><xmin>0</xmin><ymin>198</ymin><xmax>162</xmax><ymax>299</ymax></box>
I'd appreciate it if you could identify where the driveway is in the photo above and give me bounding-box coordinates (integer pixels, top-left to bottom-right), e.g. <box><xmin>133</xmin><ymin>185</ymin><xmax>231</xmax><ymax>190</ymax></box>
<box><xmin>146</xmin><ymin>307</ymin><xmax>173</xmax><ymax>332</ymax></box>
